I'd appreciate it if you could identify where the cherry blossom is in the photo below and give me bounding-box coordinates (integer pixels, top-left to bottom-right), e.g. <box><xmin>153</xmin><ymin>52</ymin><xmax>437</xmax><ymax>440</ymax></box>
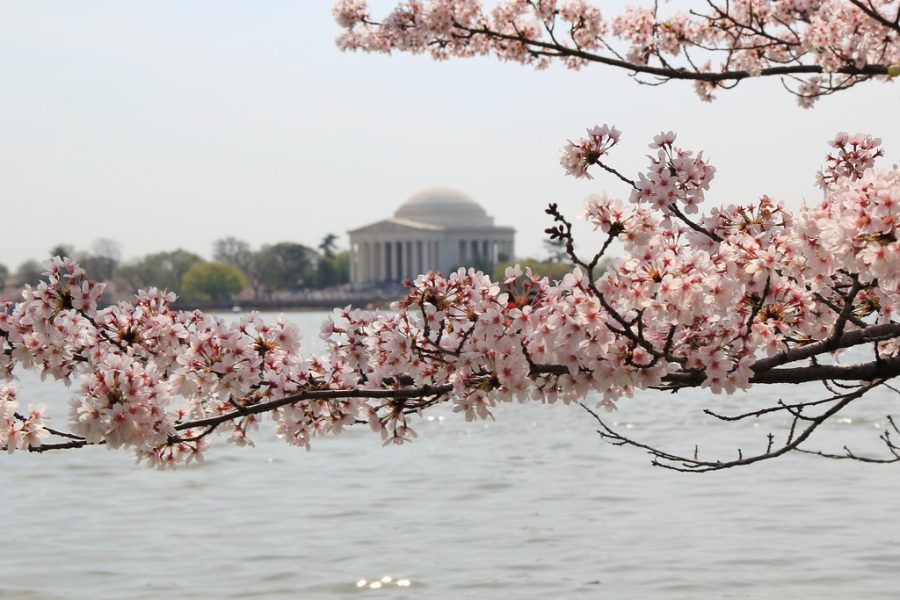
<box><xmin>333</xmin><ymin>0</ymin><xmax>899</xmax><ymax>106</ymax></box>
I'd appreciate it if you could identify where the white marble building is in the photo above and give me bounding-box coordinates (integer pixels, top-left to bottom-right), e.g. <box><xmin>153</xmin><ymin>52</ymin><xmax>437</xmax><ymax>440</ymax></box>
<box><xmin>348</xmin><ymin>188</ymin><xmax>515</xmax><ymax>284</ymax></box>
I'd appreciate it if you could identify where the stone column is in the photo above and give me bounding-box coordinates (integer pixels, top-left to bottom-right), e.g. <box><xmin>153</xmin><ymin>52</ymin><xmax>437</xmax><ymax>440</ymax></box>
<box><xmin>391</xmin><ymin>241</ymin><xmax>400</xmax><ymax>282</ymax></box>
<box><xmin>350</xmin><ymin>243</ymin><xmax>357</xmax><ymax>283</ymax></box>
<box><xmin>360</xmin><ymin>242</ymin><xmax>369</xmax><ymax>283</ymax></box>
<box><xmin>405</xmin><ymin>240</ymin><xmax>414</xmax><ymax>279</ymax></box>
<box><xmin>415</xmin><ymin>240</ymin><xmax>423</xmax><ymax>276</ymax></box>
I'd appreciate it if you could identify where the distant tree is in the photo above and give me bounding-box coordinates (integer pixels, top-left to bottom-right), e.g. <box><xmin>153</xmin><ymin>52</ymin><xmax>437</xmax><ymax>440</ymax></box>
<box><xmin>213</xmin><ymin>237</ymin><xmax>264</xmax><ymax>300</ymax></box>
<box><xmin>331</xmin><ymin>250</ymin><xmax>350</xmax><ymax>283</ymax></box>
<box><xmin>0</xmin><ymin>263</ymin><xmax>8</xmax><ymax>291</ymax></box>
<box><xmin>15</xmin><ymin>260</ymin><xmax>44</xmax><ymax>286</ymax></box>
<box><xmin>48</xmin><ymin>244</ymin><xmax>74</xmax><ymax>259</ymax></box>
<box><xmin>542</xmin><ymin>238</ymin><xmax>569</xmax><ymax>263</ymax></box>
<box><xmin>316</xmin><ymin>256</ymin><xmax>338</xmax><ymax>288</ymax></box>
<box><xmin>319</xmin><ymin>233</ymin><xmax>339</xmax><ymax>259</ymax></box>
<box><xmin>118</xmin><ymin>249</ymin><xmax>204</xmax><ymax>295</ymax></box>
<box><xmin>256</xmin><ymin>242</ymin><xmax>317</xmax><ymax>295</ymax></box>
<box><xmin>212</xmin><ymin>237</ymin><xmax>253</xmax><ymax>270</ymax></box>
<box><xmin>181</xmin><ymin>262</ymin><xmax>247</xmax><ymax>304</ymax></box>
<box><xmin>78</xmin><ymin>238</ymin><xmax>122</xmax><ymax>282</ymax></box>
<box><xmin>314</xmin><ymin>234</ymin><xmax>344</xmax><ymax>287</ymax></box>
<box><xmin>315</xmin><ymin>249</ymin><xmax>351</xmax><ymax>288</ymax></box>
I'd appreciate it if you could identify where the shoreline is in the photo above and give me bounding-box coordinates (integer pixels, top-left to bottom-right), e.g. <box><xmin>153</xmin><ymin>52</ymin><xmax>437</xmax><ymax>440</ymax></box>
<box><xmin>173</xmin><ymin>298</ymin><xmax>399</xmax><ymax>313</ymax></box>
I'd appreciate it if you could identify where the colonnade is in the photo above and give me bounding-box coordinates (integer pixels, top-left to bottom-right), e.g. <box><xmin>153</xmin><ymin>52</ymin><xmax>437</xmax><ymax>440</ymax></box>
<box><xmin>349</xmin><ymin>237</ymin><xmax>515</xmax><ymax>283</ymax></box>
<box><xmin>350</xmin><ymin>239</ymin><xmax>438</xmax><ymax>283</ymax></box>
<box><xmin>456</xmin><ymin>238</ymin><xmax>515</xmax><ymax>265</ymax></box>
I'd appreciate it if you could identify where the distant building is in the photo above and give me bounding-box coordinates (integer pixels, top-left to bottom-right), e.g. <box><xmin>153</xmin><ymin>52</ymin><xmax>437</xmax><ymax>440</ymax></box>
<box><xmin>348</xmin><ymin>188</ymin><xmax>515</xmax><ymax>284</ymax></box>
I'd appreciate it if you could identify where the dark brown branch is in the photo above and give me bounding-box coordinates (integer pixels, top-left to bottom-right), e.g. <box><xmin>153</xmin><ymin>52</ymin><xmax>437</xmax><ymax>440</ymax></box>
<box><xmin>796</xmin><ymin>445</ymin><xmax>900</xmax><ymax>463</ymax></box>
<box><xmin>593</xmin><ymin>159</ymin><xmax>637</xmax><ymax>188</ymax></box>
<box><xmin>454</xmin><ymin>23</ymin><xmax>891</xmax><ymax>82</ymax></box>
<box><xmin>743</xmin><ymin>276</ymin><xmax>771</xmax><ymax>336</ymax></box>
<box><xmin>846</xmin><ymin>0</ymin><xmax>900</xmax><ymax>33</ymax></box>
<box><xmin>667</xmin><ymin>203</ymin><xmax>724</xmax><ymax>243</ymax></box>
<box><xmin>13</xmin><ymin>412</ymin><xmax>85</xmax><ymax>441</ymax></box>
<box><xmin>813</xmin><ymin>291</ymin><xmax>868</xmax><ymax>328</ymax></box>
<box><xmin>579</xmin><ymin>382</ymin><xmax>878</xmax><ymax>472</ymax></box>
<box><xmin>703</xmin><ymin>394</ymin><xmax>847</xmax><ymax>421</ymax></box>
<box><xmin>26</xmin><ymin>439</ymin><xmax>102</xmax><ymax>453</ymax></box>
<box><xmin>660</xmin><ymin>354</ymin><xmax>900</xmax><ymax>387</ymax></box>
<box><xmin>172</xmin><ymin>384</ymin><xmax>454</xmax><ymax>436</ymax></box>
<box><xmin>751</xmin><ymin>322</ymin><xmax>900</xmax><ymax>374</ymax></box>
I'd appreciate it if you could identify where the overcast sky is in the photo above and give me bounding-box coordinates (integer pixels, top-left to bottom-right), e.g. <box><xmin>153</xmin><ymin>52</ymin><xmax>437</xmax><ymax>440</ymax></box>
<box><xmin>1</xmin><ymin>1</ymin><xmax>898</xmax><ymax>271</ymax></box>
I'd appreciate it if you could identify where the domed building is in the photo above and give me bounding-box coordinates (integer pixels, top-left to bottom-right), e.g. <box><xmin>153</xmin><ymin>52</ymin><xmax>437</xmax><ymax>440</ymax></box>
<box><xmin>348</xmin><ymin>188</ymin><xmax>515</xmax><ymax>284</ymax></box>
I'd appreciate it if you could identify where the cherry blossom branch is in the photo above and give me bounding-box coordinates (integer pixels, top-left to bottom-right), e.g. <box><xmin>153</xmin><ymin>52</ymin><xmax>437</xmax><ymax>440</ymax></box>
<box><xmin>455</xmin><ymin>22</ymin><xmax>891</xmax><ymax>80</ymax></box>
<box><xmin>171</xmin><ymin>384</ymin><xmax>454</xmax><ymax>439</ymax></box>
<box><xmin>589</xmin><ymin>160</ymin><xmax>636</xmax><ymax>189</ymax></box>
<box><xmin>334</xmin><ymin>1</ymin><xmax>899</xmax><ymax>106</ymax></box>
<box><xmin>579</xmin><ymin>382</ymin><xmax>882</xmax><ymax>472</ymax></box>
<box><xmin>751</xmin><ymin>322</ymin><xmax>900</xmax><ymax>374</ymax></box>
<box><xmin>796</xmin><ymin>414</ymin><xmax>900</xmax><ymax>463</ymax></box>
<box><xmin>26</xmin><ymin>348</ymin><xmax>899</xmax><ymax>456</ymax></box>
<box><xmin>666</xmin><ymin>202</ymin><xmax>723</xmax><ymax>243</ymax></box>
<box><xmin>847</xmin><ymin>0</ymin><xmax>900</xmax><ymax>33</ymax></box>
<box><xmin>703</xmin><ymin>395</ymin><xmax>850</xmax><ymax>422</ymax></box>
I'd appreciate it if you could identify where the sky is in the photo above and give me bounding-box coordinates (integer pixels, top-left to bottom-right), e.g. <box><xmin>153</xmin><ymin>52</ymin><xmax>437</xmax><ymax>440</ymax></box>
<box><xmin>0</xmin><ymin>1</ymin><xmax>898</xmax><ymax>271</ymax></box>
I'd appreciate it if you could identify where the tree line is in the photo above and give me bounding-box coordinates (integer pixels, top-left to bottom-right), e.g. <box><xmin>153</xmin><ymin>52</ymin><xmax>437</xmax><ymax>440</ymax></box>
<box><xmin>2</xmin><ymin>234</ymin><xmax>587</xmax><ymax>305</ymax></box>
<box><xmin>0</xmin><ymin>235</ymin><xmax>350</xmax><ymax>305</ymax></box>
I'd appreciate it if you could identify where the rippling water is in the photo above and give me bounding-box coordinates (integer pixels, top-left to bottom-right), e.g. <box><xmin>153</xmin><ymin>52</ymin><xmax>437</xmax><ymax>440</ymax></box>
<box><xmin>2</xmin><ymin>311</ymin><xmax>898</xmax><ymax>599</ymax></box>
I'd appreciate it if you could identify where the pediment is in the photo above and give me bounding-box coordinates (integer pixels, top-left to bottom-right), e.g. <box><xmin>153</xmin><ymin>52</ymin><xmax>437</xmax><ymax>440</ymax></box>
<box><xmin>348</xmin><ymin>218</ymin><xmax>444</xmax><ymax>235</ymax></box>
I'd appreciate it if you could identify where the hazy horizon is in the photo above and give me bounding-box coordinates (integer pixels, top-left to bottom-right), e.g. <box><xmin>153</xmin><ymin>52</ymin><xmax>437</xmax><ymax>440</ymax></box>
<box><xmin>1</xmin><ymin>1</ymin><xmax>898</xmax><ymax>272</ymax></box>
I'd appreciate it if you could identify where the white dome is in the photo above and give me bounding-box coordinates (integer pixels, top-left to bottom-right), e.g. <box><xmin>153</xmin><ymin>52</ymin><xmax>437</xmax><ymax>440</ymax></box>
<box><xmin>394</xmin><ymin>188</ymin><xmax>494</xmax><ymax>228</ymax></box>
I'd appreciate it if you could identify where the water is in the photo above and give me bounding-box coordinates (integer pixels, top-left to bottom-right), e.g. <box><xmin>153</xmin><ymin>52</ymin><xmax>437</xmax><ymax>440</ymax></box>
<box><xmin>2</xmin><ymin>311</ymin><xmax>898</xmax><ymax>599</ymax></box>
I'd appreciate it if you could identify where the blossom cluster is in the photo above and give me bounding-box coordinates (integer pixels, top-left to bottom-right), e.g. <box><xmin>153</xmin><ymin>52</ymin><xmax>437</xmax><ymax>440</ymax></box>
<box><xmin>560</xmin><ymin>124</ymin><xmax>621</xmax><ymax>178</ymax></box>
<box><xmin>332</xmin><ymin>0</ymin><xmax>899</xmax><ymax>105</ymax></box>
<box><xmin>631</xmin><ymin>132</ymin><xmax>716</xmax><ymax>215</ymax></box>
<box><xmin>1</xmin><ymin>129</ymin><xmax>897</xmax><ymax>466</ymax></box>
<box><xmin>818</xmin><ymin>132</ymin><xmax>886</xmax><ymax>187</ymax></box>
<box><xmin>1</xmin><ymin>383</ymin><xmax>48</xmax><ymax>453</ymax></box>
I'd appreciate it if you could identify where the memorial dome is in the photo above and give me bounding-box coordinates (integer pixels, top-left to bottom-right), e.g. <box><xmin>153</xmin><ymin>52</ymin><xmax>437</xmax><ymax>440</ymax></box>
<box><xmin>394</xmin><ymin>188</ymin><xmax>495</xmax><ymax>228</ymax></box>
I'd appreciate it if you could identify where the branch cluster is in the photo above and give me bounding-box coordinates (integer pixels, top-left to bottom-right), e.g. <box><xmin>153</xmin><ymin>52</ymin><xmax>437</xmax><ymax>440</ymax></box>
<box><xmin>333</xmin><ymin>0</ymin><xmax>899</xmax><ymax>106</ymax></box>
